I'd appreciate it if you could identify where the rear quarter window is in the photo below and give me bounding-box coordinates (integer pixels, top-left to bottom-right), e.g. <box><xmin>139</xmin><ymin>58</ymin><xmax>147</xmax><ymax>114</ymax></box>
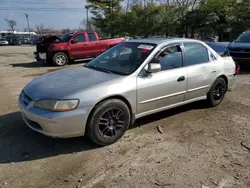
<box><xmin>184</xmin><ymin>43</ymin><xmax>209</xmax><ymax>66</ymax></box>
<box><xmin>88</xmin><ymin>33</ymin><xmax>97</xmax><ymax>41</ymax></box>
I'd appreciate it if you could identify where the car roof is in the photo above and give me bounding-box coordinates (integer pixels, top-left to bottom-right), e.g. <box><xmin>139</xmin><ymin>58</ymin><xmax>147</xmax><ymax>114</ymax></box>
<box><xmin>127</xmin><ymin>37</ymin><xmax>201</xmax><ymax>45</ymax></box>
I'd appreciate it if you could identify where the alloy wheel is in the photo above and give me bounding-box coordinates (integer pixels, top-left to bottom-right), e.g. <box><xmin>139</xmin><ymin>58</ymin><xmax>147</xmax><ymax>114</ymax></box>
<box><xmin>98</xmin><ymin>107</ymin><xmax>125</xmax><ymax>137</ymax></box>
<box><xmin>56</xmin><ymin>55</ymin><xmax>66</xmax><ymax>65</ymax></box>
<box><xmin>212</xmin><ymin>81</ymin><xmax>226</xmax><ymax>101</ymax></box>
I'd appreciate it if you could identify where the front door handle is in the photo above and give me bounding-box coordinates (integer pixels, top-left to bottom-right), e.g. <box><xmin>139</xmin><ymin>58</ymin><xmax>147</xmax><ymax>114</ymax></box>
<box><xmin>177</xmin><ymin>76</ymin><xmax>185</xmax><ymax>82</ymax></box>
<box><xmin>212</xmin><ymin>70</ymin><xmax>216</xmax><ymax>73</ymax></box>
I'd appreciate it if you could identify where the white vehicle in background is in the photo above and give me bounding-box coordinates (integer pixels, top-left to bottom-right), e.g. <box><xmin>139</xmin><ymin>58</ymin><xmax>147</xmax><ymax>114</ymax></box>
<box><xmin>0</xmin><ymin>38</ymin><xmax>9</xmax><ymax>46</ymax></box>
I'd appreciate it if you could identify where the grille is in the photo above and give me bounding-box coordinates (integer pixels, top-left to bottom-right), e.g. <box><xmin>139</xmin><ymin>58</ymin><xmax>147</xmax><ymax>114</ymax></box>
<box><xmin>229</xmin><ymin>52</ymin><xmax>250</xmax><ymax>58</ymax></box>
<box><xmin>37</xmin><ymin>43</ymin><xmax>49</xmax><ymax>53</ymax></box>
<box><xmin>229</xmin><ymin>48</ymin><xmax>250</xmax><ymax>52</ymax></box>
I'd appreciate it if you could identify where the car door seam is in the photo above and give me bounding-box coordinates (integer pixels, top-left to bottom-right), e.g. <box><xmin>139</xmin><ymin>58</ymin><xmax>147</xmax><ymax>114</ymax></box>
<box><xmin>139</xmin><ymin>91</ymin><xmax>187</xmax><ymax>104</ymax></box>
<box><xmin>186</xmin><ymin>85</ymin><xmax>210</xmax><ymax>93</ymax></box>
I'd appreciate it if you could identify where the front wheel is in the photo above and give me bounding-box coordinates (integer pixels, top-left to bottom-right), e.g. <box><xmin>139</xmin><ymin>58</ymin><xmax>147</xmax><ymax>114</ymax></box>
<box><xmin>207</xmin><ymin>77</ymin><xmax>227</xmax><ymax>107</ymax></box>
<box><xmin>53</xmin><ymin>52</ymin><xmax>68</xmax><ymax>66</ymax></box>
<box><xmin>86</xmin><ymin>99</ymin><xmax>131</xmax><ymax>146</ymax></box>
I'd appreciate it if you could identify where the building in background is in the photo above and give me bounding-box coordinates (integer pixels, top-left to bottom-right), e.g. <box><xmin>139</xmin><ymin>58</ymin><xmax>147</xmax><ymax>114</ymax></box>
<box><xmin>0</xmin><ymin>30</ymin><xmax>37</xmax><ymax>38</ymax></box>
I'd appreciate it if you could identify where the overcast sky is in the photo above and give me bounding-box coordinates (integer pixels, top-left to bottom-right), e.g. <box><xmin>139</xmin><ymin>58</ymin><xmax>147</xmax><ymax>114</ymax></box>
<box><xmin>0</xmin><ymin>0</ymin><xmax>88</xmax><ymax>31</ymax></box>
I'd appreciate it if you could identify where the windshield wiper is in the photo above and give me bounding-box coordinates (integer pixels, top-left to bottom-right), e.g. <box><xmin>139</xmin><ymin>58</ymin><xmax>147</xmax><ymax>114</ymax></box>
<box><xmin>84</xmin><ymin>65</ymin><xmax>113</xmax><ymax>74</ymax></box>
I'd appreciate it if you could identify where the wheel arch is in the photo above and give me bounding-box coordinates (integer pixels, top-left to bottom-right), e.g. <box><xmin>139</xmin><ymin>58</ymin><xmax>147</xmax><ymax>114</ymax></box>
<box><xmin>85</xmin><ymin>95</ymin><xmax>135</xmax><ymax>132</ymax></box>
<box><xmin>207</xmin><ymin>74</ymin><xmax>229</xmax><ymax>94</ymax></box>
<box><xmin>217</xmin><ymin>74</ymin><xmax>228</xmax><ymax>87</ymax></box>
<box><xmin>52</xmin><ymin>50</ymin><xmax>69</xmax><ymax>58</ymax></box>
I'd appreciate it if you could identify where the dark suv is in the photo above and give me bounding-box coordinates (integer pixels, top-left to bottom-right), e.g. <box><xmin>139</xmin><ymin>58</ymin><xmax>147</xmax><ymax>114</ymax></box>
<box><xmin>227</xmin><ymin>31</ymin><xmax>250</xmax><ymax>67</ymax></box>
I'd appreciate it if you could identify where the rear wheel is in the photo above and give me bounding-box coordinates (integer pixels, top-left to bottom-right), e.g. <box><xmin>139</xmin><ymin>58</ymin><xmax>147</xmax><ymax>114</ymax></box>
<box><xmin>53</xmin><ymin>52</ymin><xmax>68</xmax><ymax>66</ymax></box>
<box><xmin>207</xmin><ymin>77</ymin><xmax>227</xmax><ymax>107</ymax></box>
<box><xmin>86</xmin><ymin>99</ymin><xmax>131</xmax><ymax>146</ymax></box>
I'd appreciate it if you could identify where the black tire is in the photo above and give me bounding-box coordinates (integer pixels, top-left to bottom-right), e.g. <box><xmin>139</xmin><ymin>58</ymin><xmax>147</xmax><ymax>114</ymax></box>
<box><xmin>207</xmin><ymin>77</ymin><xmax>227</xmax><ymax>107</ymax></box>
<box><xmin>86</xmin><ymin>99</ymin><xmax>131</xmax><ymax>146</ymax></box>
<box><xmin>46</xmin><ymin>54</ymin><xmax>53</xmax><ymax>65</ymax></box>
<box><xmin>53</xmin><ymin>52</ymin><xmax>68</xmax><ymax>66</ymax></box>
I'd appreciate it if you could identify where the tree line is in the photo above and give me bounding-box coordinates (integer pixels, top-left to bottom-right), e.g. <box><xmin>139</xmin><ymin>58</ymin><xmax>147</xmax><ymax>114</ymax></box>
<box><xmin>87</xmin><ymin>0</ymin><xmax>250</xmax><ymax>40</ymax></box>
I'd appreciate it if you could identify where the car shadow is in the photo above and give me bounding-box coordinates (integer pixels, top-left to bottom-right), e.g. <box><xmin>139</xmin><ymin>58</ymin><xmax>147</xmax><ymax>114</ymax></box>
<box><xmin>0</xmin><ymin>101</ymin><xmax>207</xmax><ymax>164</ymax></box>
<box><xmin>130</xmin><ymin>101</ymin><xmax>208</xmax><ymax>129</ymax></box>
<box><xmin>0</xmin><ymin>112</ymin><xmax>98</xmax><ymax>164</ymax></box>
<box><xmin>10</xmin><ymin>61</ymin><xmax>51</xmax><ymax>68</ymax></box>
<box><xmin>238</xmin><ymin>65</ymin><xmax>250</xmax><ymax>74</ymax></box>
<box><xmin>239</xmin><ymin>69</ymin><xmax>250</xmax><ymax>75</ymax></box>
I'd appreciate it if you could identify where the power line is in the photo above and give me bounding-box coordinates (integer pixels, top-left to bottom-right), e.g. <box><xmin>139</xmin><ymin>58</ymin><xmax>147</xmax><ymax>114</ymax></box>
<box><xmin>0</xmin><ymin>7</ymin><xmax>85</xmax><ymax>12</ymax></box>
<box><xmin>1</xmin><ymin>0</ymin><xmax>84</xmax><ymax>4</ymax></box>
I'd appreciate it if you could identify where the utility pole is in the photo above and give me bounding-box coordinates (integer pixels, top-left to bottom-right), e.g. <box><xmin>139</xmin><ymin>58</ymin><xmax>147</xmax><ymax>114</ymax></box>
<box><xmin>25</xmin><ymin>13</ymin><xmax>31</xmax><ymax>38</ymax></box>
<box><xmin>110</xmin><ymin>0</ymin><xmax>114</xmax><ymax>37</ymax></box>
<box><xmin>85</xmin><ymin>6</ymin><xmax>89</xmax><ymax>31</ymax></box>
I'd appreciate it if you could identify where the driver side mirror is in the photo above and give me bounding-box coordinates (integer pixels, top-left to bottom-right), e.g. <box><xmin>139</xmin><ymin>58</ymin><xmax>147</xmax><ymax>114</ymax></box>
<box><xmin>147</xmin><ymin>63</ymin><xmax>161</xmax><ymax>73</ymax></box>
<box><xmin>71</xmin><ymin>38</ymin><xmax>77</xmax><ymax>44</ymax></box>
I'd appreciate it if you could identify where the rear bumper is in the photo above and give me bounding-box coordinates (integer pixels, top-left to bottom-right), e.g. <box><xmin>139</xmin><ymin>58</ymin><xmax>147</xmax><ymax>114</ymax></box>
<box><xmin>227</xmin><ymin>74</ymin><xmax>237</xmax><ymax>91</ymax></box>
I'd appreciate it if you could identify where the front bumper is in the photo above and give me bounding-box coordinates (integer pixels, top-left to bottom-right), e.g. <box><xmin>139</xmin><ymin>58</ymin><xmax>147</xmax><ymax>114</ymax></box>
<box><xmin>18</xmin><ymin>93</ymin><xmax>93</xmax><ymax>138</ymax></box>
<box><xmin>34</xmin><ymin>52</ymin><xmax>47</xmax><ymax>63</ymax></box>
<box><xmin>228</xmin><ymin>52</ymin><xmax>250</xmax><ymax>66</ymax></box>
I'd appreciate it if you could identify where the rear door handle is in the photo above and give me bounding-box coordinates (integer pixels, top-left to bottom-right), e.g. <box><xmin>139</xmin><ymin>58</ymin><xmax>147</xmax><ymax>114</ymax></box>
<box><xmin>177</xmin><ymin>76</ymin><xmax>185</xmax><ymax>82</ymax></box>
<box><xmin>212</xmin><ymin>70</ymin><xmax>216</xmax><ymax>73</ymax></box>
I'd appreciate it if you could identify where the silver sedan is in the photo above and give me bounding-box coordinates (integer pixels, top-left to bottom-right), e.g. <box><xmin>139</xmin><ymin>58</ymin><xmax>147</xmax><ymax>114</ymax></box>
<box><xmin>19</xmin><ymin>38</ymin><xmax>238</xmax><ymax>145</ymax></box>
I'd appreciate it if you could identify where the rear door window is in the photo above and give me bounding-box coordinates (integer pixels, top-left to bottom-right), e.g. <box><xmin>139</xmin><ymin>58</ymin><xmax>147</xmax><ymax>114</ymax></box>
<box><xmin>74</xmin><ymin>34</ymin><xmax>86</xmax><ymax>42</ymax></box>
<box><xmin>88</xmin><ymin>33</ymin><xmax>97</xmax><ymax>41</ymax></box>
<box><xmin>184</xmin><ymin>43</ymin><xmax>209</xmax><ymax>66</ymax></box>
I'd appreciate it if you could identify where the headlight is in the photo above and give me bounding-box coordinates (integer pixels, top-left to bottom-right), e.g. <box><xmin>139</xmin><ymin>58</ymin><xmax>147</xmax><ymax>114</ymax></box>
<box><xmin>34</xmin><ymin>99</ymin><xmax>79</xmax><ymax>112</ymax></box>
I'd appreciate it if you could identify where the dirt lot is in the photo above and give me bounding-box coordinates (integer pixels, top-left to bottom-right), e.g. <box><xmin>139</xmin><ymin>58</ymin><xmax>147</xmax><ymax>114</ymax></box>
<box><xmin>0</xmin><ymin>46</ymin><xmax>250</xmax><ymax>188</ymax></box>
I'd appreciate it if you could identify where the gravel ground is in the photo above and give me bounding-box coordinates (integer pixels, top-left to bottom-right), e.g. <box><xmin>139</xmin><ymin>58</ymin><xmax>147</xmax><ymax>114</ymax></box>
<box><xmin>0</xmin><ymin>46</ymin><xmax>250</xmax><ymax>188</ymax></box>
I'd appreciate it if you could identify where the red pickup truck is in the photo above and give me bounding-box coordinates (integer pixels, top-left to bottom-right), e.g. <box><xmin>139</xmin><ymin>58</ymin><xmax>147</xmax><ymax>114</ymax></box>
<box><xmin>34</xmin><ymin>31</ymin><xmax>126</xmax><ymax>66</ymax></box>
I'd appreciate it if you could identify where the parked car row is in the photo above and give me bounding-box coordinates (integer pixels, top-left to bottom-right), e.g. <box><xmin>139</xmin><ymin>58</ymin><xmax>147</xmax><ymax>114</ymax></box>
<box><xmin>0</xmin><ymin>38</ymin><xmax>9</xmax><ymax>45</ymax></box>
<box><xmin>0</xmin><ymin>36</ymin><xmax>39</xmax><ymax>46</ymax></box>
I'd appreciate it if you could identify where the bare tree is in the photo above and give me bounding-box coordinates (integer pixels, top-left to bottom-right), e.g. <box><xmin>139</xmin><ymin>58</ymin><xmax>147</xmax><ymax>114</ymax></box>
<box><xmin>5</xmin><ymin>19</ymin><xmax>17</xmax><ymax>32</ymax></box>
<box><xmin>24</xmin><ymin>28</ymin><xmax>34</xmax><ymax>32</ymax></box>
<box><xmin>35</xmin><ymin>24</ymin><xmax>45</xmax><ymax>35</ymax></box>
<box><xmin>61</xmin><ymin>28</ymin><xmax>71</xmax><ymax>34</ymax></box>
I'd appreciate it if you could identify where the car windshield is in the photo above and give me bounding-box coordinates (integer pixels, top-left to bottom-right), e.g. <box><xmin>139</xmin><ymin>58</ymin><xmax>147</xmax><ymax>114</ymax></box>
<box><xmin>235</xmin><ymin>32</ymin><xmax>250</xmax><ymax>43</ymax></box>
<box><xmin>85</xmin><ymin>42</ymin><xmax>156</xmax><ymax>75</ymax></box>
<box><xmin>59</xmin><ymin>33</ymin><xmax>73</xmax><ymax>42</ymax></box>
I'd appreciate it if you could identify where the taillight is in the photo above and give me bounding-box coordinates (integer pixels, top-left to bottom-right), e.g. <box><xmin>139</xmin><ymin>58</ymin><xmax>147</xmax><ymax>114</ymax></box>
<box><xmin>223</xmin><ymin>50</ymin><xmax>229</xmax><ymax>57</ymax></box>
<box><xmin>235</xmin><ymin>62</ymin><xmax>240</xmax><ymax>75</ymax></box>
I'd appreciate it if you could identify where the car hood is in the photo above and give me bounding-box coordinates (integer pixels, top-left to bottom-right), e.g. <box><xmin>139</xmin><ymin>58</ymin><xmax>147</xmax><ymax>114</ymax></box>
<box><xmin>40</xmin><ymin>35</ymin><xmax>62</xmax><ymax>43</ymax></box>
<box><xmin>23</xmin><ymin>66</ymin><xmax>121</xmax><ymax>100</ymax></box>
<box><xmin>228</xmin><ymin>41</ymin><xmax>250</xmax><ymax>50</ymax></box>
